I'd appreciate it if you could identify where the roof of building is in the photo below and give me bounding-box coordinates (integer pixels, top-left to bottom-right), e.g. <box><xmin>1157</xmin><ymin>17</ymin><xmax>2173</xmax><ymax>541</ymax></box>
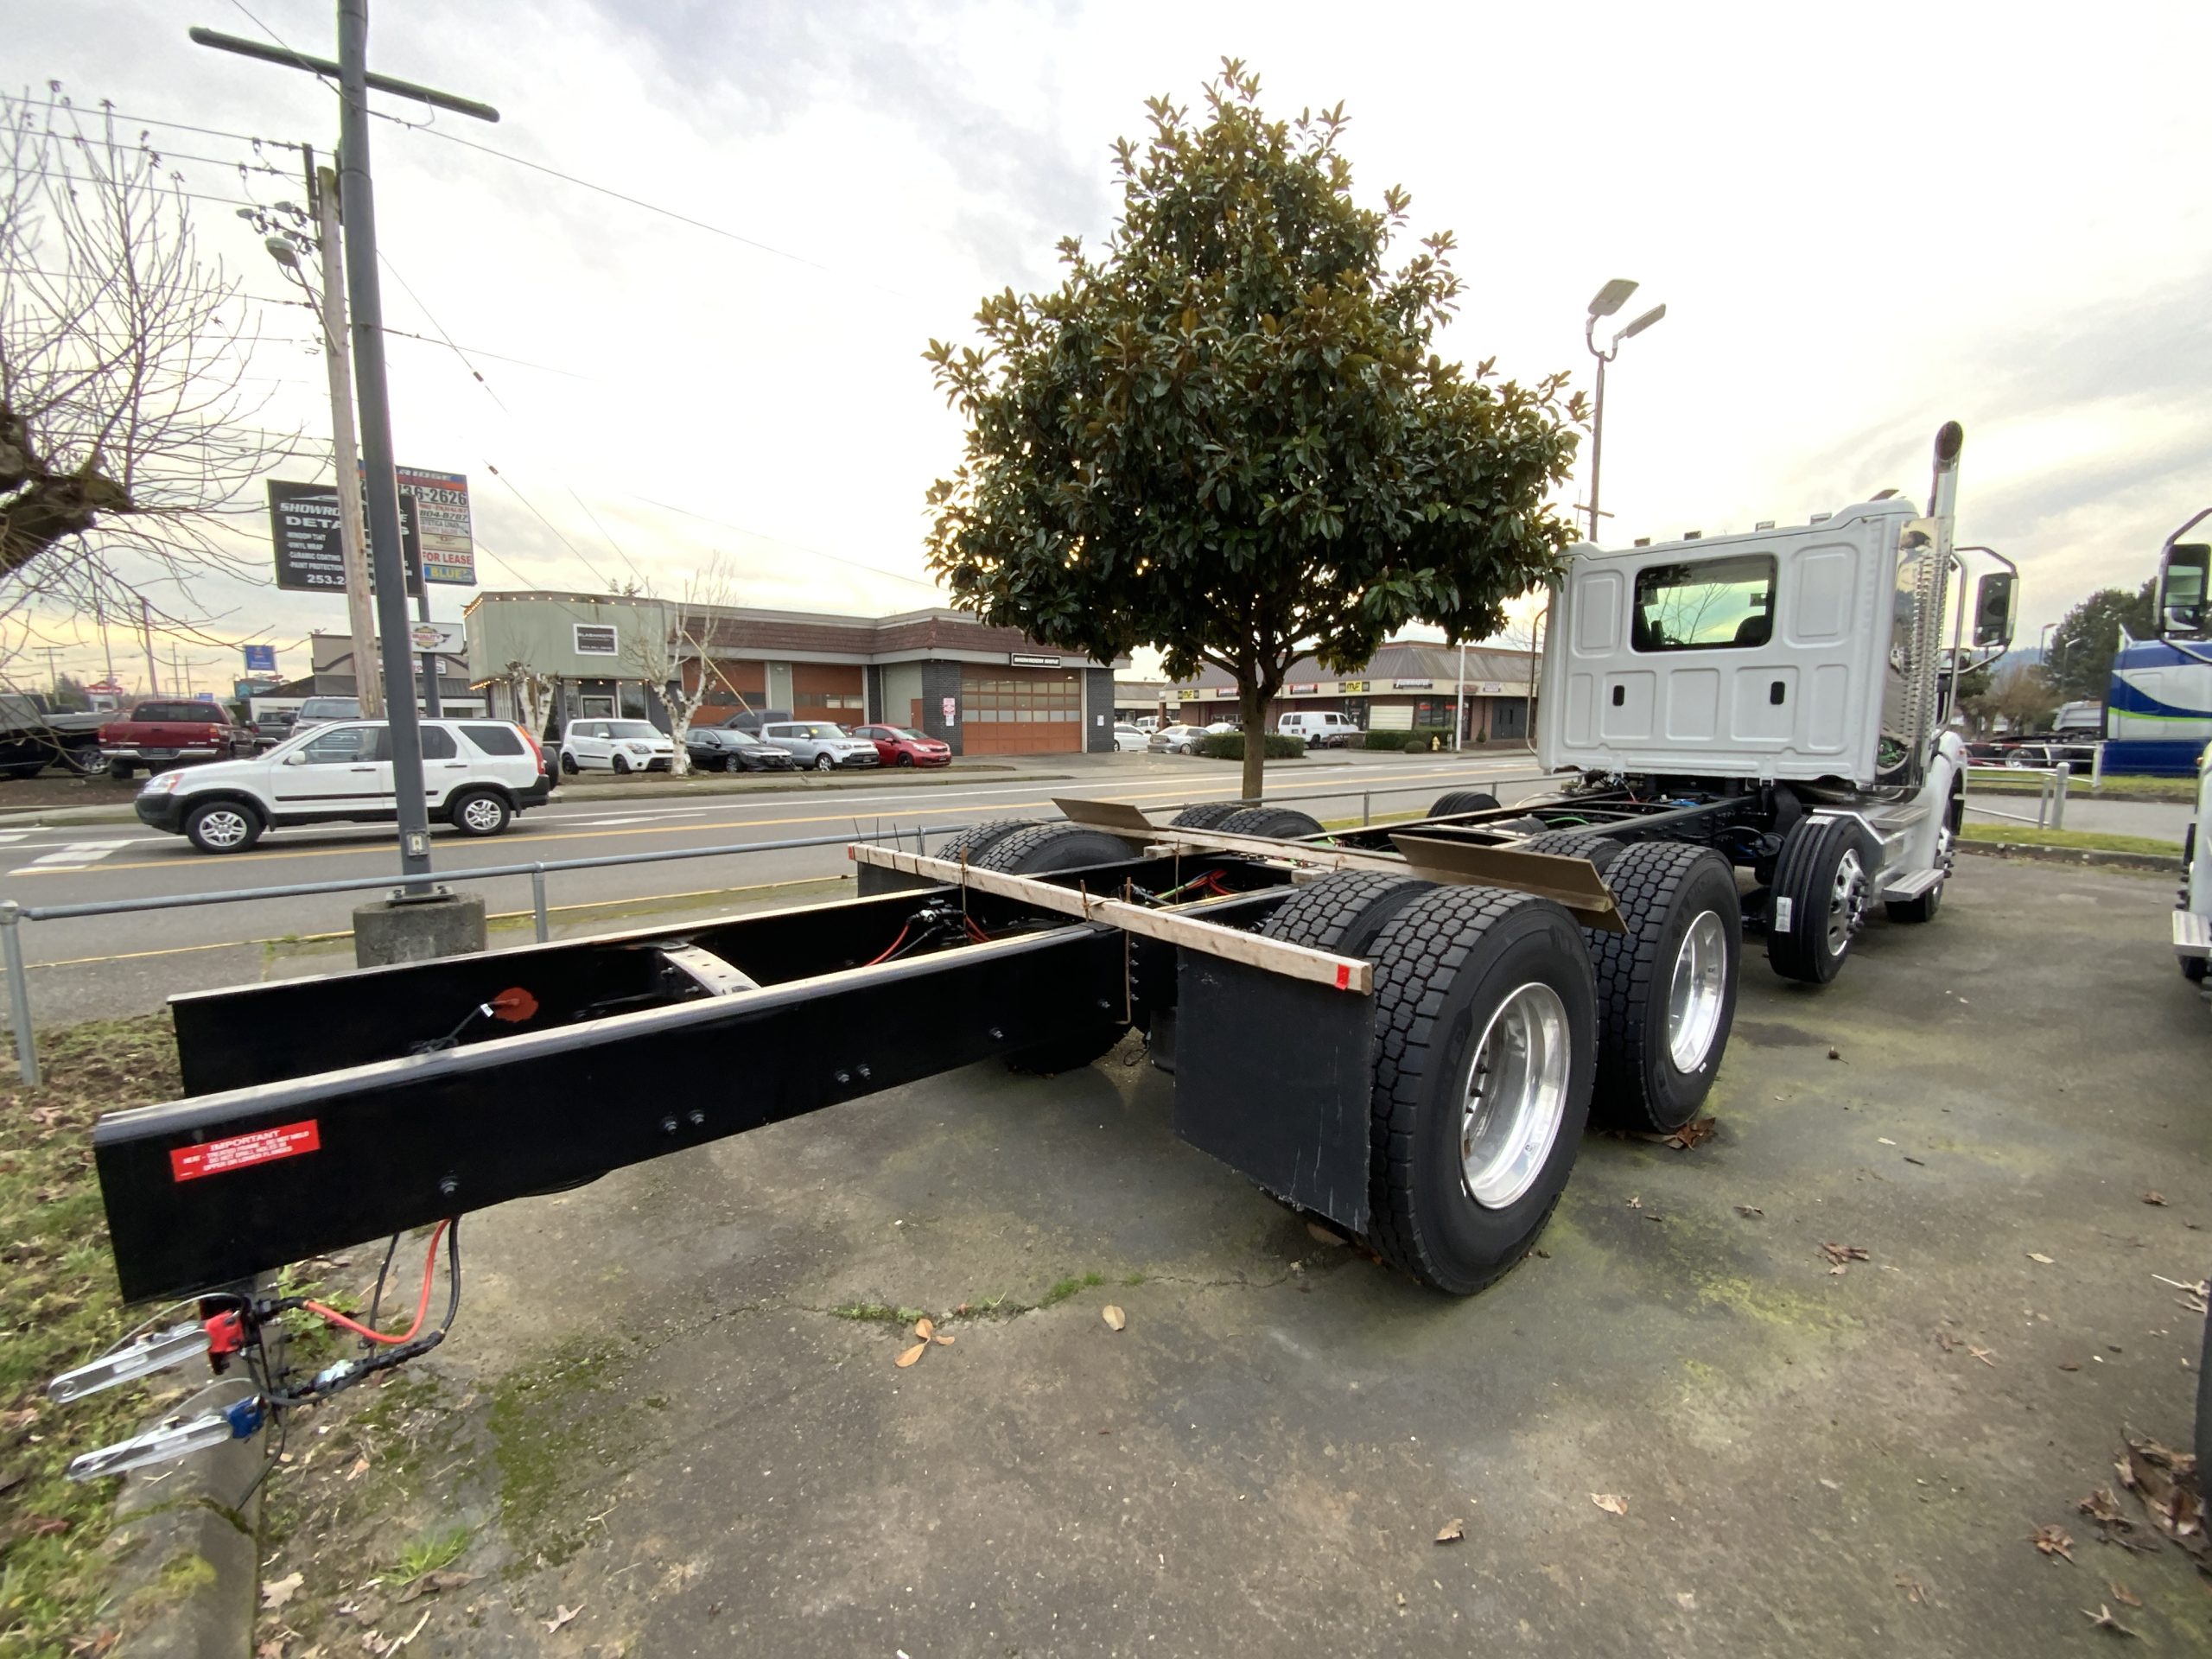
<box><xmin>1174</xmin><ymin>640</ymin><xmax>1536</xmax><ymax>690</ymax></box>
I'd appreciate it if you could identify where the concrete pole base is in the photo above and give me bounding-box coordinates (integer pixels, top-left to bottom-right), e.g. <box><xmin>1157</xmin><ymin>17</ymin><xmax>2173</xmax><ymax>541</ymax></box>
<box><xmin>353</xmin><ymin>890</ymin><xmax>488</xmax><ymax>968</ymax></box>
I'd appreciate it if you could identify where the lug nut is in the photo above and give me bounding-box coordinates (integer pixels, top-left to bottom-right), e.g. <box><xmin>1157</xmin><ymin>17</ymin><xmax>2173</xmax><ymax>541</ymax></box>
<box><xmin>687</xmin><ymin>1109</ymin><xmax>705</xmax><ymax>1127</ymax></box>
<box><xmin>660</xmin><ymin>1116</ymin><xmax>678</xmax><ymax>1135</ymax></box>
<box><xmin>855</xmin><ymin>1064</ymin><xmax>872</xmax><ymax>1081</ymax></box>
<box><xmin>835</xmin><ymin>1070</ymin><xmax>851</xmax><ymax>1085</ymax></box>
<box><xmin>438</xmin><ymin>1176</ymin><xmax>458</xmax><ymax>1198</ymax></box>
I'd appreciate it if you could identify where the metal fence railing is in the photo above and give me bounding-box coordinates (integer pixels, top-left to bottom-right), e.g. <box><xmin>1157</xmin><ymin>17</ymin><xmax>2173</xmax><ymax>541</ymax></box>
<box><xmin>0</xmin><ymin>766</ymin><xmax>1573</xmax><ymax>1087</ymax></box>
<box><xmin>1965</xmin><ymin>762</ymin><xmax>2073</xmax><ymax>830</ymax></box>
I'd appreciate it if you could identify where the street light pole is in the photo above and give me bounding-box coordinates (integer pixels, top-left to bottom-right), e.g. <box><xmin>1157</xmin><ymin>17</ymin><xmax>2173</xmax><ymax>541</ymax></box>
<box><xmin>1582</xmin><ymin>279</ymin><xmax>1668</xmax><ymax>543</ymax></box>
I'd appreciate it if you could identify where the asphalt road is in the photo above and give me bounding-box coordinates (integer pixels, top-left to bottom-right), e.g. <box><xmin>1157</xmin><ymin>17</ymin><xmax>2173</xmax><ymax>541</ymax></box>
<box><xmin>0</xmin><ymin>750</ymin><xmax>1560</xmax><ymax>1030</ymax></box>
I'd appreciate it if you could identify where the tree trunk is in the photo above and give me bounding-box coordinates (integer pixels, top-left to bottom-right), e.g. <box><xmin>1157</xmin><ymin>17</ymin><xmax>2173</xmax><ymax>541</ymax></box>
<box><xmin>1238</xmin><ymin>677</ymin><xmax>1268</xmax><ymax>804</ymax></box>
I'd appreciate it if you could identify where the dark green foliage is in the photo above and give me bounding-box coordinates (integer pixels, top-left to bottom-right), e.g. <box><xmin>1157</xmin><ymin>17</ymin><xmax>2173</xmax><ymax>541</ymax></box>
<box><xmin>924</xmin><ymin>60</ymin><xmax>1583</xmax><ymax>800</ymax></box>
<box><xmin>1195</xmin><ymin>731</ymin><xmax>1306</xmax><ymax>760</ymax></box>
<box><xmin>2046</xmin><ymin>581</ymin><xmax>2155</xmax><ymax>702</ymax></box>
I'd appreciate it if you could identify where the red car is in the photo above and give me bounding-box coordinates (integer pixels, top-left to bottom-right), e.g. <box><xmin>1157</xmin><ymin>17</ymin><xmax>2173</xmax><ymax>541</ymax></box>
<box><xmin>851</xmin><ymin>724</ymin><xmax>951</xmax><ymax>767</ymax></box>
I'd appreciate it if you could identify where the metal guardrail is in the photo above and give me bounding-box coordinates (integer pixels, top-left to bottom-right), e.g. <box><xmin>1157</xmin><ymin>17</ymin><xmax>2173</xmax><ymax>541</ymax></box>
<box><xmin>0</xmin><ymin>766</ymin><xmax>1572</xmax><ymax>1087</ymax></box>
<box><xmin>1965</xmin><ymin>761</ymin><xmax>2072</xmax><ymax>830</ymax></box>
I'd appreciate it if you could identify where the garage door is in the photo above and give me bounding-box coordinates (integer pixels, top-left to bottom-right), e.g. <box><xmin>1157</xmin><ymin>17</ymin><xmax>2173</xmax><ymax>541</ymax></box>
<box><xmin>960</xmin><ymin>669</ymin><xmax>1082</xmax><ymax>754</ymax></box>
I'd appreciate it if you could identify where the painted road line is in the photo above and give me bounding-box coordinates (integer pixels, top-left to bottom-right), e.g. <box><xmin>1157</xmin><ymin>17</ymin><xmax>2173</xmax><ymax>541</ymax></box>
<box><xmin>9</xmin><ymin>766</ymin><xmax>1557</xmax><ymax>879</ymax></box>
<box><xmin>11</xmin><ymin>842</ymin><xmax>134</xmax><ymax>874</ymax></box>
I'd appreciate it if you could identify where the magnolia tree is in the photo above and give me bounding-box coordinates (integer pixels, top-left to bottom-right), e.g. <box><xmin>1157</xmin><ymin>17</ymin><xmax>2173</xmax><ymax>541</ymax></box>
<box><xmin>925</xmin><ymin>61</ymin><xmax>1584</xmax><ymax>802</ymax></box>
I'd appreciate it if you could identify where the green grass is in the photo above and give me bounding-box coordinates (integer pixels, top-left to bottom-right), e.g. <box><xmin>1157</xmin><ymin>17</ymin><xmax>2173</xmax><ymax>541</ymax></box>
<box><xmin>1971</xmin><ymin>772</ymin><xmax>2197</xmax><ymax>801</ymax></box>
<box><xmin>1039</xmin><ymin>1271</ymin><xmax>1106</xmax><ymax>1308</ymax></box>
<box><xmin>392</xmin><ymin>1522</ymin><xmax>471</xmax><ymax>1580</ymax></box>
<box><xmin>1960</xmin><ymin>822</ymin><xmax>2181</xmax><ymax>857</ymax></box>
<box><xmin>0</xmin><ymin>1014</ymin><xmax>184</xmax><ymax>1656</ymax></box>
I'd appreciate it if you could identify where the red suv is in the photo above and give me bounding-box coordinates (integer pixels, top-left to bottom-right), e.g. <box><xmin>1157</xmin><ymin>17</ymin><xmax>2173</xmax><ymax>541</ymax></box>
<box><xmin>99</xmin><ymin>699</ymin><xmax>255</xmax><ymax>780</ymax></box>
<box><xmin>850</xmin><ymin>724</ymin><xmax>951</xmax><ymax>767</ymax></box>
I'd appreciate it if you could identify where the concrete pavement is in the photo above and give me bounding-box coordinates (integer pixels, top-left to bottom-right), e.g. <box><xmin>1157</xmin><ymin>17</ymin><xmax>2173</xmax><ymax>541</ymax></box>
<box><xmin>244</xmin><ymin>856</ymin><xmax>2212</xmax><ymax>1657</ymax></box>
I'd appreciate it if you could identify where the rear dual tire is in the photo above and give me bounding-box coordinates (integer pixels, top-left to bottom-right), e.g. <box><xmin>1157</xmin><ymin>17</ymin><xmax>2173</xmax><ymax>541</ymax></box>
<box><xmin>1263</xmin><ymin>874</ymin><xmax>1596</xmax><ymax>1295</ymax></box>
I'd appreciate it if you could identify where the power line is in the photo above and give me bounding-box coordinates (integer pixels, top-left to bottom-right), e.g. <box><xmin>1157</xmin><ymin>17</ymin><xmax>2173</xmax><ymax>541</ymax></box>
<box><xmin>485</xmin><ymin>464</ymin><xmax>618</xmax><ymax>593</ymax></box>
<box><xmin>375</xmin><ymin>251</ymin><xmax>509</xmax><ymax>414</ymax></box>
<box><xmin>631</xmin><ymin>494</ymin><xmax>944</xmax><ymax>594</ymax></box>
<box><xmin>8</xmin><ymin>95</ymin><xmax>305</xmax><ymax>154</ymax></box>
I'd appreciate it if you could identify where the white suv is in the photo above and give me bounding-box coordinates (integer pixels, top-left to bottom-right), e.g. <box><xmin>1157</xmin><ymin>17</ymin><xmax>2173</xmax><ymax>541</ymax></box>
<box><xmin>135</xmin><ymin>719</ymin><xmax>553</xmax><ymax>853</ymax></box>
<box><xmin>559</xmin><ymin>719</ymin><xmax>677</xmax><ymax>774</ymax></box>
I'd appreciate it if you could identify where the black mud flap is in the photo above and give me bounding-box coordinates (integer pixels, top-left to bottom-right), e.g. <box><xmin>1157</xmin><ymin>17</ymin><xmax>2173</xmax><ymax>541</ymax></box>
<box><xmin>1172</xmin><ymin>951</ymin><xmax>1374</xmax><ymax>1234</ymax></box>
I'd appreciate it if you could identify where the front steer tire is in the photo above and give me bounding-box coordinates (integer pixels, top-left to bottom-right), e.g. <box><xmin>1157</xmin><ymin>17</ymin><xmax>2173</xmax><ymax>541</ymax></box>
<box><xmin>1768</xmin><ymin>817</ymin><xmax>1880</xmax><ymax>984</ymax></box>
<box><xmin>970</xmin><ymin>822</ymin><xmax>1137</xmax><ymax>1073</ymax></box>
<box><xmin>1580</xmin><ymin>842</ymin><xmax>1740</xmax><ymax>1133</ymax></box>
<box><xmin>1359</xmin><ymin>887</ymin><xmax>1596</xmax><ymax>1294</ymax></box>
<box><xmin>184</xmin><ymin>799</ymin><xmax>264</xmax><ymax>855</ymax></box>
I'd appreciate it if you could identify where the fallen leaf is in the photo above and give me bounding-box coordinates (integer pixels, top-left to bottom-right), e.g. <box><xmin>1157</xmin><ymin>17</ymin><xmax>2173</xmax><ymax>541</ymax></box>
<box><xmin>257</xmin><ymin>1642</ymin><xmax>285</xmax><ymax>1659</ymax></box>
<box><xmin>1626</xmin><ymin>1196</ymin><xmax>1642</xmax><ymax>1211</ymax></box>
<box><xmin>396</xmin><ymin>1570</ymin><xmax>477</xmax><ymax>1605</ymax></box>
<box><xmin>26</xmin><ymin>1516</ymin><xmax>70</xmax><ymax>1537</ymax></box>
<box><xmin>385</xmin><ymin>1611</ymin><xmax>432</xmax><ymax>1653</ymax></box>
<box><xmin>345</xmin><ymin>1456</ymin><xmax>370</xmax><ymax>1482</ymax></box>
<box><xmin>2032</xmin><ymin>1524</ymin><xmax>2076</xmax><ymax>1561</ymax></box>
<box><xmin>2143</xmin><ymin>1192</ymin><xmax>2167</xmax><ymax>1206</ymax></box>
<box><xmin>1735</xmin><ymin>1205</ymin><xmax>1764</xmax><ymax>1218</ymax></box>
<box><xmin>934</xmin><ymin>1332</ymin><xmax>954</xmax><ymax>1346</ymax></box>
<box><xmin>1675</xmin><ymin>1591</ymin><xmax>1695</xmax><ymax>1611</ymax></box>
<box><xmin>1661</xmin><ymin>1117</ymin><xmax>1715</xmax><ymax>1151</ymax></box>
<box><xmin>1305</xmin><ymin>1222</ymin><xmax>1347</xmax><ymax>1246</ymax></box>
<box><xmin>1969</xmin><ymin>1346</ymin><xmax>1996</xmax><ymax>1366</ymax></box>
<box><xmin>1878</xmin><ymin>1136</ymin><xmax>1897</xmax><ymax>1146</ymax></box>
<box><xmin>2078</xmin><ymin>1490</ymin><xmax>2133</xmax><ymax>1531</ymax></box>
<box><xmin>914</xmin><ymin>1317</ymin><xmax>934</xmax><ymax>1341</ymax></box>
<box><xmin>542</xmin><ymin>1605</ymin><xmax>582</xmax><ymax>1635</ymax></box>
<box><xmin>894</xmin><ymin>1341</ymin><xmax>928</xmax><ymax>1368</ymax></box>
<box><xmin>262</xmin><ymin>1572</ymin><xmax>304</xmax><ymax>1611</ymax></box>
<box><xmin>2060</xmin><ymin>1362</ymin><xmax>2081</xmax><ymax>1372</ymax></box>
<box><xmin>1820</xmin><ymin>1243</ymin><xmax>1870</xmax><ymax>1274</ymax></box>
<box><xmin>2028</xmin><ymin>1253</ymin><xmax>2056</xmax><ymax>1265</ymax></box>
<box><xmin>1102</xmin><ymin>1305</ymin><xmax>1127</xmax><ymax>1332</ymax></box>
<box><xmin>1893</xmin><ymin>1573</ymin><xmax>1930</xmax><ymax>1604</ymax></box>
<box><xmin>2108</xmin><ymin>1581</ymin><xmax>2142</xmax><ymax>1607</ymax></box>
<box><xmin>1591</xmin><ymin>1493</ymin><xmax>1628</xmax><ymax>1516</ymax></box>
<box><xmin>1935</xmin><ymin>1331</ymin><xmax>1961</xmax><ymax>1352</ymax></box>
<box><xmin>2082</xmin><ymin>1603</ymin><xmax>2138</xmax><ymax>1637</ymax></box>
<box><xmin>954</xmin><ymin>1301</ymin><xmax>971</xmax><ymax>1315</ymax></box>
<box><xmin>1434</xmin><ymin>1519</ymin><xmax>1464</xmax><ymax>1543</ymax></box>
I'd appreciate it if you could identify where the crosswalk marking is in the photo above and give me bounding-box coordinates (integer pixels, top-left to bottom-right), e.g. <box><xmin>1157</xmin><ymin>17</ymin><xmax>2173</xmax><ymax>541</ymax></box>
<box><xmin>10</xmin><ymin>841</ymin><xmax>131</xmax><ymax>874</ymax></box>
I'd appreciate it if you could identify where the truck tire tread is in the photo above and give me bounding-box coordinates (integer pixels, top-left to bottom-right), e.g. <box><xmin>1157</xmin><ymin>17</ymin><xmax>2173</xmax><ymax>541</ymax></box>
<box><xmin>1217</xmin><ymin>805</ymin><xmax>1325</xmax><ymax>841</ymax></box>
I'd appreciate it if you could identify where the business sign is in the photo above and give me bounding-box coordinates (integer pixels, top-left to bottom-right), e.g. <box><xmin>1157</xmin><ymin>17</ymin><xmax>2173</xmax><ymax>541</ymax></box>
<box><xmin>89</xmin><ymin>678</ymin><xmax>124</xmax><ymax>695</ymax></box>
<box><xmin>1286</xmin><ymin>683</ymin><xmax>1319</xmax><ymax>695</ymax></box>
<box><xmin>195</xmin><ymin>690</ymin><xmax>217</xmax><ymax>702</ymax></box>
<box><xmin>408</xmin><ymin>621</ymin><xmax>466</xmax><ymax>657</ymax></box>
<box><xmin>1338</xmin><ymin>680</ymin><xmax>1370</xmax><ymax>695</ymax></box>
<box><xmin>941</xmin><ymin>696</ymin><xmax>957</xmax><ymax>727</ymax></box>
<box><xmin>395</xmin><ymin>467</ymin><xmax>474</xmax><ymax>585</ymax></box>
<box><xmin>242</xmin><ymin>644</ymin><xmax>277</xmax><ymax>673</ymax></box>
<box><xmin>1211</xmin><ymin>686</ymin><xmax>1236</xmax><ymax>699</ymax></box>
<box><xmin>1008</xmin><ymin>652</ymin><xmax>1060</xmax><ymax>668</ymax></box>
<box><xmin>1392</xmin><ymin>678</ymin><xmax>1434</xmax><ymax>690</ymax></box>
<box><xmin>267</xmin><ymin>480</ymin><xmax>421</xmax><ymax>596</ymax></box>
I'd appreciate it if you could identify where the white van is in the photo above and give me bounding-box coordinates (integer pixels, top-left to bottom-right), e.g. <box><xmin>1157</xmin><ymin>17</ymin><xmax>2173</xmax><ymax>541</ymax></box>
<box><xmin>1277</xmin><ymin>710</ymin><xmax>1360</xmax><ymax>747</ymax></box>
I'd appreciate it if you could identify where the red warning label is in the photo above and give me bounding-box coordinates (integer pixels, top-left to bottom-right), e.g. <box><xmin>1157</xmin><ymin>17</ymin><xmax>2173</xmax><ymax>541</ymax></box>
<box><xmin>169</xmin><ymin>1120</ymin><xmax>321</xmax><ymax>1182</ymax></box>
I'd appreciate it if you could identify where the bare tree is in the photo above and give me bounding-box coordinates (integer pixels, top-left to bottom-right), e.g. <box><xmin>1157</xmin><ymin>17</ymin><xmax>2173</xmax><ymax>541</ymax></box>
<box><xmin>498</xmin><ymin>658</ymin><xmax>554</xmax><ymax>741</ymax></box>
<box><xmin>0</xmin><ymin>87</ymin><xmax>296</xmax><ymax>674</ymax></box>
<box><xmin>625</xmin><ymin>558</ymin><xmax>739</xmax><ymax>776</ymax></box>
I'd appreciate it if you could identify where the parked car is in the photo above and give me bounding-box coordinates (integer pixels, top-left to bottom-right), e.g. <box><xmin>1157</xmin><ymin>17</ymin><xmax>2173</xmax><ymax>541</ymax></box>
<box><xmin>1278</xmin><ymin>710</ymin><xmax>1361</xmax><ymax>747</ymax></box>
<box><xmin>1203</xmin><ymin>721</ymin><xmax>1240</xmax><ymax>736</ymax></box>
<box><xmin>849</xmin><ymin>723</ymin><xmax>952</xmax><ymax>767</ymax></box>
<box><xmin>0</xmin><ymin>692</ymin><xmax>107</xmax><ymax>779</ymax></box>
<box><xmin>685</xmin><ymin>725</ymin><xmax>798</xmax><ymax>773</ymax></box>
<box><xmin>99</xmin><ymin>699</ymin><xmax>256</xmax><ymax>780</ymax></box>
<box><xmin>1113</xmin><ymin>722</ymin><xmax>1149</xmax><ymax>753</ymax></box>
<box><xmin>1148</xmin><ymin>723</ymin><xmax>1207</xmax><ymax>754</ymax></box>
<box><xmin>134</xmin><ymin>718</ymin><xmax>552</xmax><ymax>853</ymax></box>
<box><xmin>251</xmin><ymin>713</ymin><xmax>297</xmax><ymax>747</ymax></box>
<box><xmin>290</xmin><ymin>696</ymin><xmax>363</xmax><ymax>734</ymax></box>
<box><xmin>560</xmin><ymin>719</ymin><xmax>677</xmax><ymax>774</ymax></box>
<box><xmin>758</xmin><ymin>720</ymin><xmax>881</xmax><ymax>771</ymax></box>
<box><xmin>1130</xmin><ymin>715</ymin><xmax>1160</xmax><ymax>733</ymax></box>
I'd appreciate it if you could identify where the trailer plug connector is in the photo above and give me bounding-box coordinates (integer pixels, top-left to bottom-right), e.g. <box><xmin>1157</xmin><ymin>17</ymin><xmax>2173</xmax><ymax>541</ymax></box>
<box><xmin>204</xmin><ymin>1309</ymin><xmax>247</xmax><ymax>1359</ymax></box>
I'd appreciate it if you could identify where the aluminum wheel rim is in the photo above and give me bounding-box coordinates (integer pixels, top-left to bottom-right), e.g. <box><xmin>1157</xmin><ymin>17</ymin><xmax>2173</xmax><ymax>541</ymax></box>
<box><xmin>1667</xmin><ymin>911</ymin><xmax>1727</xmax><ymax>1072</ymax></box>
<box><xmin>1827</xmin><ymin>848</ymin><xmax>1867</xmax><ymax>953</ymax></box>
<box><xmin>1459</xmin><ymin>982</ymin><xmax>1571</xmax><ymax>1210</ymax></box>
<box><xmin>462</xmin><ymin>798</ymin><xmax>502</xmax><ymax>832</ymax></box>
<box><xmin>199</xmin><ymin>810</ymin><xmax>249</xmax><ymax>849</ymax></box>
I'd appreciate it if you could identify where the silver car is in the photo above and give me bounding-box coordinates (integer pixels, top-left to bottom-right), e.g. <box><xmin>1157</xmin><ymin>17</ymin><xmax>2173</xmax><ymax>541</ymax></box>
<box><xmin>758</xmin><ymin>720</ymin><xmax>881</xmax><ymax>771</ymax></box>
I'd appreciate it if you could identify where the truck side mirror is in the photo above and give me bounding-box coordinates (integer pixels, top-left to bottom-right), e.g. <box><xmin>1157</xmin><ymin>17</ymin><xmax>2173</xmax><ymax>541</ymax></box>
<box><xmin>2156</xmin><ymin>543</ymin><xmax>2209</xmax><ymax>638</ymax></box>
<box><xmin>1971</xmin><ymin>571</ymin><xmax>2016</xmax><ymax>648</ymax></box>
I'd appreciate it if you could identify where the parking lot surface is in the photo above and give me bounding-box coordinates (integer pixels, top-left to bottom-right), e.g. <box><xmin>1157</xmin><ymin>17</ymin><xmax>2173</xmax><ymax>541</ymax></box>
<box><xmin>263</xmin><ymin>857</ymin><xmax>2212</xmax><ymax>1656</ymax></box>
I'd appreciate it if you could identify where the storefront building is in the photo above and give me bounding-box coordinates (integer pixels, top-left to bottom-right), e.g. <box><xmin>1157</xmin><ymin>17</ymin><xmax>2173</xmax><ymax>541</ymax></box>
<box><xmin>463</xmin><ymin>594</ymin><xmax>1122</xmax><ymax>757</ymax></box>
<box><xmin>1167</xmin><ymin>641</ymin><xmax>1538</xmax><ymax>742</ymax></box>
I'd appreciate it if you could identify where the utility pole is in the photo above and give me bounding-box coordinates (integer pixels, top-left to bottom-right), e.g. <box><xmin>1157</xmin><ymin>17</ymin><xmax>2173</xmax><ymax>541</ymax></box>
<box><xmin>141</xmin><ymin>598</ymin><xmax>158</xmax><ymax>695</ymax></box>
<box><xmin>190</xmin><ymin>15</ymin><xmax>497</xmax><ymax>893</ymax></box>
<box><xmin>303</xmin><ymin>150</ymin><xmax>382</xmax><ymax>717</ymax></box>
<box><xmin>41</xmin><ymin>645</ymin><xmax>61</xmax><ymax>698</ymax></box>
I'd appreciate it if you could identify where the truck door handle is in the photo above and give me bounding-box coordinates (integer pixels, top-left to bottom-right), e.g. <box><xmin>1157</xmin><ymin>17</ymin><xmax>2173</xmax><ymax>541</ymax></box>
<box><xmin>1769</xmin><ymin>681</ymin><xmax>1787</xmax><ymax>706</ymax></box>
<box><xmin>1611</xmin><ymin>685</ymin><xmax>1624</xmax><ymax>707</ymax></box>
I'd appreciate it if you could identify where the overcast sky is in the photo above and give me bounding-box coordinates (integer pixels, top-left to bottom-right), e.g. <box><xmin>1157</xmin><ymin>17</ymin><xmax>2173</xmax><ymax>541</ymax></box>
<box><xmin>18</xmin><ymin>0</ymin><xmax>2212</xmax><ymax>690</ymax></box>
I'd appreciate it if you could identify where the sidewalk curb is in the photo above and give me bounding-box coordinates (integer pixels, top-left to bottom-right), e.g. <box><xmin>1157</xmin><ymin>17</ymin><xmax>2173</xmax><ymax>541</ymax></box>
<box><xmin>1956</xmin><ymin>840</ymin><xmax>2181</xmax><ymax>874</ymax></box>
<box><xmin>105</xmin><ymin>1418</ymin><xmax>264</xmax><ymax>1659</ymax></box>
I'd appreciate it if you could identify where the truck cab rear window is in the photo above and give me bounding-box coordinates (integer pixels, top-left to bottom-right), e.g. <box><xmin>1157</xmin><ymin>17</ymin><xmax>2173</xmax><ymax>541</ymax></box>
<box><xmin>1631</xmin><ymin>555</ymin><xmax>1777</xmax><ymax>652</ymax></box>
